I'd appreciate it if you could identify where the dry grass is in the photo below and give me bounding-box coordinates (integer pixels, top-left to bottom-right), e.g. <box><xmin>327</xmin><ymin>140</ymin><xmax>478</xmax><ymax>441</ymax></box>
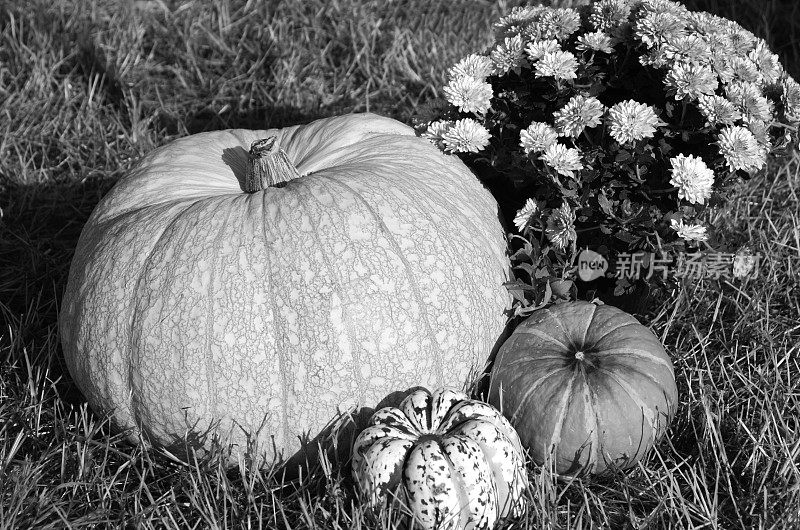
<box><xmin>1</xmin><ymin>0</ymin><xmax>799</xmax><ymax>528</ymax></box>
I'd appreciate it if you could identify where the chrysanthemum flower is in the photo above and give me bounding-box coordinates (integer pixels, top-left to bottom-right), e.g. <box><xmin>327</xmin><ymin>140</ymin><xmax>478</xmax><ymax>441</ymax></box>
<box><xmin>743</xmin><ymin>117</ymin><xmax>771</xmax><ymax>148</ymax></box>
<box><xmin>722</xmin><ymin>21</ymin><xmax>758</xmax><ymax>52</ymax></box>
<box><xmin>726</xmin><ymin>81</ymin><xmax>774</xmax><ymax>122</ymax></box>
<box><xmin>441</xmin><ymin>118</ymin><xmax>491</xmax><ymax>153</ymax></box>
<box><xmin>538</xmin><ymin>8</ymin><xmax>582</xmax><ymax>41</ymax></box>
<box><xmin>640</xmin><ymin>0</ymin><xmax>690</xmax><ymax>17</ymax></box>
<box><xmin>513</xmin><ymin>198</ymin><xmax>541</xmax><ymax>231</ymax></box>
<box><xmin>421</xmin><ymin>120</ymin><xmax>452</xmax><ymax>149</ymax></box>
<box><xmin>546</xmin><ymin>203</ymin><xmax>577</xmax><ymax>250</ymax></box>
<box><xmin>589</xmin><ymin>0</ymin><xmax>632</xmax><ymax>33</ymax></box>
<box><xmin>634</xmin><ymin>11</ymin><xmax>686</xmax><ymax>48</ymax></box>
<box><xmin>494</xmin><ymin>5</ymin><xmax>543</xmax><ymax>36</ymax></box>
<box><xmin>697</xmin><ymin>95</ymin><xmax>741</xmax><ymax>126</ymax></box>
<box><xmin>491</xmin><ymin>35</ymin><xmax>527</xmax><ymax>75</ymax></box>
<box><xmin>749</xmin><ymin>39</ymin><xmax>783</xmax><ymax>84</ymax></box>
<box><xmin>669</xmin><ymin>154</ymin><xmax>715</xmax><ymax>204</ymax></box>
<box><xmin>639</xmin><ymin>47</ymin><xmax>671</xmax><ymax>68</ymax></box>
<box><xmin>520</xmin><ymin>122</ymin><xmax>559</xmax><ymax>154</ymax></box>
<box><xmin>607</xmin><ymin>100</ymin><xmax>663</xmax><ymax>144</ymax></box>
<box><xmin>685</xmin><ymin>10</ymin><xmax>726</xmax><ymax>35</ymax></box>
<box><xmin>717</xmin><ymin>125</ymin><xmax>767</xmax><ymax>172</ymax></box>
<box><xmin>662</xmin><ymin>34</ymin><xmax>712</xmax><ymax>64</ymax></box>
<box><xmin>576</xmin><ymin>31</ymin><xmax>615</xmax><ymax>53</ymax></box>
<box><xmin>448</xmin><ymin>54</ymin><xmax>494</xmax><ymax>81</ymax></box>
<box><xmin>706</xmin><ymin>34</ymin><xmax>737</xmax><ymax>77</ymax></box>
<box><xmin>540</xmin><ymin>143</ymin><xmax>583</xmax><ymax>177</ymax></box>
<box><xmin>443</xmin><ymin>75</ymin><xmax>493</xmax><ymax>114</ymax></box>
<box><xmin>534</xmin><ymin>50</ymin><xmax>579</xmax><ymax>81</ymax></box>
<box><xmin>664</xmin><ymin>62</ymin><xmax>718</xmax><ymax>100</ymax></box>
<box><xmin>724</xmin><ymin>57</ymin><xmax>762</xmax><ymax>85</ymax></box>
<box><xmin>670</xmin><ymin>218</ymin><xmax>708</xmax><ymax>241</ymax></box>
<box><xmin>554</xmin><ymin>95</ymin><xmax>605</xmax><ymax>137</ymax></box>
<box><xmin>782</xmin><ymin>75</ymin><xmax>800</xmax><ymax>122</ymax></box>
<box><xmin>495</xmin><ymin>6</ymin><xmax>542</xmax><ymax>28</ymax></box>
<box><xmin>525</xmin><ymin>39</ymin><xmax>561</xmax><ymax>61</ymax></box>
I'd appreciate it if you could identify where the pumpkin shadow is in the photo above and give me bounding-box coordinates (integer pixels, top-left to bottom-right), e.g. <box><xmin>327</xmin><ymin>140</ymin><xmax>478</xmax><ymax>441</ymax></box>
<box><xmin>276</xmin><ymin>386</ymin><xmax>425</xmax><ymax>487</ymax></box>
<box><xmin>0</xmin><ymin>177</ymin><xmax>118</xmax><ymax>406</ymax></box>
<box><xmin>221</xmin><ymin>146</ymin><xmax>249</xmax><ymax>191</ymax></box>
<box><xmin>469</xmin><ymin>316</ymin><xmax>517</xmax><ymax>403</ymax></box>
<box><xmin>177</xmin><ymin>105</ymin><xmax>324</xmax><ymax>136</ymax></box>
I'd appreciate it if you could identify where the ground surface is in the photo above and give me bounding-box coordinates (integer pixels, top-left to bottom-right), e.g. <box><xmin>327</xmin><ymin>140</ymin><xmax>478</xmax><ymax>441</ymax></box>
<box><xmin>1</xmin><ymin>0</ymin><xmax>799</xmax><ymax>528</ymax></box>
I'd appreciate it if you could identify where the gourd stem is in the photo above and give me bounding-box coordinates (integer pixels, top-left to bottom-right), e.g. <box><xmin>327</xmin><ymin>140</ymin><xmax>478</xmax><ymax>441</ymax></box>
<box><xmin>244</xmin><ymin>137</ymin><xmax>301</xmax><ymax>192</ymax></box>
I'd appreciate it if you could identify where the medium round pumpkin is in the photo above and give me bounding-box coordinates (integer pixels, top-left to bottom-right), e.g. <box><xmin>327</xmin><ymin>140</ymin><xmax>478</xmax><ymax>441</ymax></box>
<box><xmin>59</xmin><ymin>113</ymin><xmax>510</xmax><ymax>463</ymax></box>
<box><xmin>352</xmin><ymin>387</ymin><xmax>528</xmax><ymax>529</ymax></box>
<box><xmin>488</xmin><ymin>301</ymin><xmax>678</xmax><ymax>476</ymax></box>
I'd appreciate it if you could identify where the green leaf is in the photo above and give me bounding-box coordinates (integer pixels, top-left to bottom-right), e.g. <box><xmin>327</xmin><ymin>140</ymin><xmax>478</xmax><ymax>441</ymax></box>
<box><xmin>615</xmin><ymin>230</ymin><xmax>638</xmax><ymax>243</ymax></box>
<box><xmin>597</xmin><ymin>192</ymin><xmax>614</xmax><ymax>216</ymax></box>
<box><xmin>615</xmin><ymin>150</ymin><xmax>632</xmax><ymax>162</ymax></box>
<box><xmin>514</xmin><ymin>262</ymin><xmax>538</xmax><ymax>278</ymax></box>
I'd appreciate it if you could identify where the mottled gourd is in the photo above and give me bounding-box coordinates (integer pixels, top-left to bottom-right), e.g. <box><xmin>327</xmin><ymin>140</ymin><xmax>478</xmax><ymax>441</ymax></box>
<box><xmin>352</xmin><ymin>387</ymin><xmax>528</xmax><ymax>529</ymax></box>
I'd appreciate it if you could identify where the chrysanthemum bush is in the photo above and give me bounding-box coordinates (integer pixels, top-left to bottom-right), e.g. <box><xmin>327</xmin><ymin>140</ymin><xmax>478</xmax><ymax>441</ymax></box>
<box><xmin>415</xmin><ymin>0</ymin><xmax>800</xmax><ymax>313</ymax></box>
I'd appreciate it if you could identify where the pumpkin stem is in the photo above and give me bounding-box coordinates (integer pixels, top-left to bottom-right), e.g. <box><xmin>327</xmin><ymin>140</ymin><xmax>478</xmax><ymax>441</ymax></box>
<box><xmin>244</xmin><ymin>137</ymin><xmax>301</xmax><ymax>192</ymax></box>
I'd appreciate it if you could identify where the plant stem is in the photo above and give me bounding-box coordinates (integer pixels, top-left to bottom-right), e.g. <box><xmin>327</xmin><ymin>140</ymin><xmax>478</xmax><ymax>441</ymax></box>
<box><xmin>244</xmin><ymin>137</ymin><xmax>301</xmax><ymax>192</ymax></box>
<box><xmin>649</xmin><ymin>186</ymin><xmax>679</xmax><ymax>194</ymax></box>
<box><xmin>582</xmin><ymin>129</ymin><xmax>595</xmax><ymax>146</ymax></box>
<box><xmin>679</xmin><ymin>100</ymin><xmax>688</xmax><ymax>127</ymax></box>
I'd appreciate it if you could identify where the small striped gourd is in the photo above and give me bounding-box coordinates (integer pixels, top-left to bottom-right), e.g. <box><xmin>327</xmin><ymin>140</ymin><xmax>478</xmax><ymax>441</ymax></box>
<box><xmin>59</xmin><ymin>113</ymin><xmax>510</xmax><ymax>464</ymax></box>
<box><xmin>488</xmin><ymin>301</ymin><xmax>677</xmax><ymax>476</ymax></box>
<box><xmin>352</xmin><ymin>387</ymin><xmax>528</xmax><ymax>529</ymax></box>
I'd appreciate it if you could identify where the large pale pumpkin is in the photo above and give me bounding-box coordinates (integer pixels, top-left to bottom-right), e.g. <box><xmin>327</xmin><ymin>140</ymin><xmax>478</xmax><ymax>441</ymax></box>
<box><xmin>60</xmin><ymin>113</ymin><xmax>510</xmax><ymax>463</ymax></box>
<box><xmin>488</xmin><ymin>301</ymin><xmax>678</xmax><ymax>476</ymax></box>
